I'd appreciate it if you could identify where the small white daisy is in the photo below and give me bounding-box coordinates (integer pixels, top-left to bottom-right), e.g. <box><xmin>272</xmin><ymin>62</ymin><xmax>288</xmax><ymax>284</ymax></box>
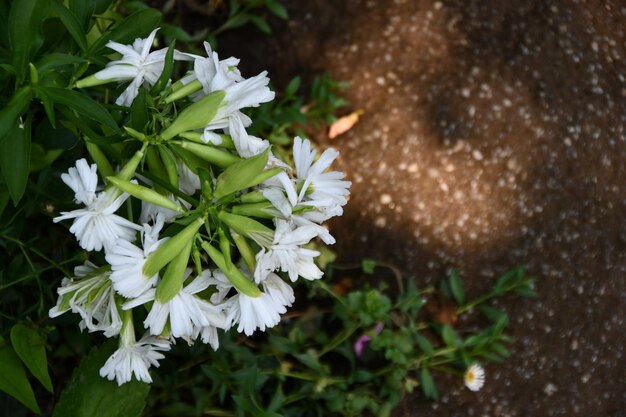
<box><xmin>464</xmin><ymin>363</ymin><xmax>486</xmax><ymax>391</ymax></box>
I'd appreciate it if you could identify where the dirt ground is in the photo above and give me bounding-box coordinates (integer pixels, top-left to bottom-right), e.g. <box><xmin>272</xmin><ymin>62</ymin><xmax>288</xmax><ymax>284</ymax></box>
<box><xmin>212</xmin><ymin>0</ymin><xmax>626</xmax><ymax>415</ymax></box>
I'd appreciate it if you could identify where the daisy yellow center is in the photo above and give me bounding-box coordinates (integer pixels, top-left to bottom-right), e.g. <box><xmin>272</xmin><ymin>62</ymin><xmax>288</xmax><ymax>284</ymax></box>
<box><xmin>465</xmin><ymin>370</ymin><xmax>476</xmax><ymax>383</ymax></box>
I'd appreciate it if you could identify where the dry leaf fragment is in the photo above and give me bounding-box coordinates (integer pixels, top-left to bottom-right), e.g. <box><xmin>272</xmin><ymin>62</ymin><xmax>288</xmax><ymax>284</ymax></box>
<box><xmin>328</xmin><ymin>110</ymin><xmax>364</xmax><ymax>139</ymax></box>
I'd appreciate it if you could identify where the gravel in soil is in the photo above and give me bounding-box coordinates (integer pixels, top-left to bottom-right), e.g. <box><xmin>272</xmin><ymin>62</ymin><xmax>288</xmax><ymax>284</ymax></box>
<box><xmin>215</xmin><ymin>0</ymin><xmax>626</xmax><ymax>415</ymax></box>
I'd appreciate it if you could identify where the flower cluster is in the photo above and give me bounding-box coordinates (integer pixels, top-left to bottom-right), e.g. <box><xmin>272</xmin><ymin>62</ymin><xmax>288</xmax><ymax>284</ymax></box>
<box><xmin>51</xmin><ymin>29</ymin><xmax>350</xmax><ymax>385</ymax></box>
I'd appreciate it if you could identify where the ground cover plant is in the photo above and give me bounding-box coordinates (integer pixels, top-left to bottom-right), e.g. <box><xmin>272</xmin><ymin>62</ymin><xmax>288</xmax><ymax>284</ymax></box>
<box><xmin>0</xmin><ymin>1</ymin><xmax>535</xmax><ymax>416</ymax></box>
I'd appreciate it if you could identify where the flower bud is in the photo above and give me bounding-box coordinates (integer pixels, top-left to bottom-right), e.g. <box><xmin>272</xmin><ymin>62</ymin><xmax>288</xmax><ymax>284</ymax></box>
<box><xmin>155</xmin><ymin>241</ymin><xmax>193</xmax><ymax>303</ymax></box>
<box><xmin>218</xmin><ymin>211</ymin><xmax>273</xmax><ymax>247</ymax></box>
<box><xmin>178</xmin><ymin>140</ymin><xmax>240</xmax><ymax>168</ymax></box>
<box><xmin>75</xmin><ymin>74</ymin><xmax>114</xmax><ymax>89</ymax></box>
<box><xmin>202</xmin><ymin>242</ymin><xmax>261</xmax><ymax>298</ymax></box>
<box><xmin>214</xmin><ymin>148</ymin><xmax>271</xmax><ymax>199</ymax></box>
<box><xmin>107</xmin><ymin>176</ymin><xmax>185</xmax><ymax>213</ymax></box>
<box><xmin>163</xmin><ymin>79</ymin><xmax>202</xmax><ymax>104</ymax></box>
<box><xmin>143</xmin><ymin>217</ymin><xmax>204</xmax><ymax>277</ymax></box>
<box><xmin>161</xmin><ymin>90</ymin><xmax>225</xmax><ymax>140</ymax></box>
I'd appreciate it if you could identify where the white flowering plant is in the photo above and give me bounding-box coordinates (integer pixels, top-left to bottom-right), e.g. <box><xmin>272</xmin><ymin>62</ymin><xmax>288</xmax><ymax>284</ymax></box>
<box><xmin>48</xmin><ymin>27</ymin><xmax>350</xmax><ymax>388</ymax></box>
<box><xmin>0</xmin><ymin>2</ymin><xmax>536</xmax><ymax>416</ymax></box>
<box><xmin>0</xmin><ymin>0</ymin><xmax>350</xmax><ymax>413</ymax></box>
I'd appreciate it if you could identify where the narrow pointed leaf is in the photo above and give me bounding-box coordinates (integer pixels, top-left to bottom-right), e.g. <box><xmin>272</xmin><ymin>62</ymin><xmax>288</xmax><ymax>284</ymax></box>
<box><xmin>448</xmin><ymin>269</ymin><xmax>464</xmax><ymax>304</ymax></box>
<box><xmin>0</xmin><ymin>343</ymin><xmax>40</xmax><ymax>413</ymax></box>
<box><xmin>10</xmin><ymin>324</ymin><xmax>53</xmax><ymax>392</ymax></box>
<box><xmin>43</xmin><ymin>87</ymin><xmax>120</xmax><ymax>133</ymax></box>
<box><xmin>0</xmin><ymin>121</ymin><xmax>31</xmax><ymax>205</ymax></box>
<box><xmin>51</xmin><ymin>2</ymin><xmax>88</xmax><ymax>51</ymax></box>
<box><xmin>87</xmin><ymin>9</ymin><xmax>162</xmax><ymax>55</ymax></box>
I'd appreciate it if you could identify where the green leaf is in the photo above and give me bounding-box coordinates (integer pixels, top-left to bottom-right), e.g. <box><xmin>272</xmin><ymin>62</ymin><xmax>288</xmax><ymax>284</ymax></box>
<box><xmin>0</xmin><ymin>343</ymin><xmax>40</xmax><ymax>414</ymax></box>
<box><xmin>129</xmin><ymin>88</ymin><xmax>149</xmax><ymax>131</ymax></box>
<box><xmin>43</xmin><ymin>87</ymin><xmax>120</xmax><ymax>133</ymax></box>
<box><xmin>249</xmin><ymin>15</ymin><xmax>271</xmax><ymax>34</ymax></box>
<box><xmin>361</xmin><ymin>258</ymin><xmax>376</xmax><ymax>274</ymax></box>
<box><xmin>448</xmin><ymin>269</ymin><xmax>464</xmax><ymax>304</ymax></box>
<box><xmin>440</xmin><ymin>325</ymin><xmax>460</xmax><ymax>348</ymax></box>
<box><xmin>478</xmin><ymin>305</ymin><xmax>508</xmax><ymax>324</ymax></box>
<box><xmin>0</xmin><ymin>87</ymin><xmax>32</xmax><ymax>142</ymax></box>
<box><xmin>150</xmin><ymin>40</ymin><xmax>175</xmax><ymax>95</ymax></box>
<box><xmin>285</xmin><ymin>76</ymin><xmax>301</xmax><ymax>97</ymax></box>
<box><xmin>87</xmin><ymin>8</ymin><xmax>161</xmax><ymax>56</ymax></box>
<box><xmin>10</xmin><ymin>324</ymin><xmax>53</xmax><ymax>393</ymax></box>
<box><xmin>266</xmin><ymin>1</ymin><xmax>288</xmax><ymax>19</ymax></box>
<box><xmin>0</xmin><ymin>121</ymin><xmax>31</xmax><ymax>205</ymax></box>
<box><xmin>51</xmin><ymin>2</ymin><xmax>88</xmax><ymax>51</ymax></box>
<box><xmin>414</xmin><ymin>333</ymin><xmax>434</xmax><ymax>355</ymax></box>
<box><xmin>8</xmin><ymin>0</ymin><xmax>49</xmax><ymax>79</ymax></box>
<box><xmin>53</xmin><ymin>342</ymin><xmax>150</xmax><ymax>417</ymax></box>
<box><xmin>494</xmin><ymin>266</ymin><xmax>524</xmax><ymax>293</ymax></box>
<box><xmin>214</xmin><ymin>147</ymin><xmax>271</xmax><ymax>198</ymax></box>
<box><xmin>419</xmin><ymin>368</ymin><xmax>438</xmax><ymax>400</ymax></box>
<box><xmin>0</xmin><ymin>184</ymin><xmax>9</xmax><ymax>216</ymax></box>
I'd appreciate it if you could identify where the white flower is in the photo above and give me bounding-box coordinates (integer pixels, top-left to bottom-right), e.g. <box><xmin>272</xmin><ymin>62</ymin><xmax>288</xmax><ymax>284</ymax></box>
<box><xmin>192</xmin><ymin>325</ymin><xmax>220</xmax><ymax>351</ymax></box>
<box><xmin>188</xmin><ymin>42</ymin><xmax>243</xmax><ymax>94</ymax></box>
<box><xmin>464</xmin><ymin>364</ymin><xmax>486</xmax><ymax>391</ymax></box>
<box><xmin>94</xmin><ymin>28</ymin><xmax>188</xmax><ymax>106</ymax></box>
<box><xmin>254</xmin><ymin>219</ymin><xmax>322</xmax><ymax>283</ymax></box>
<box><xmin>49</xmin><ymin>262</ymin><xmax>122</xmax><ymax>337</ymax></box>
<box><xmin>105</xmin><ymin>214</ymin><xmax>168</xmax><ymax>298</ymax></box>
<box><xmin>60</xmin><ymin>158</ymin><xmax>98</xmax><ymax>205</ymax></box>
<box><xmin>177</xmin><ymin>159</ymin><xmax>201</xmax><ymax>195</ymax></box>
<box><xmin>201</xmin><ymin>71</ymin><xmax>275</xmax><ymax>139</ymax></box>
<box><xmin>261</xmin><ymin>273</ymin><xmax>295</xmax><ymax>308</ymax></box>
<box><xmin>125</xmin><ymin>270</ymin><xmax>228</xmax><ymax>339</ymax></box>
<box><xmin>227</xmin><ymin>113</ymin><xmax>269</xmax><ymax>158</ymax></box>
<box><xmin>292</xmin><ymin>137</ymin><xmax>351</xmax><ymax>220</ymax></box>
<box><xmin>100</xmin><ymin>332</ymin><xmax>171</xmax><ymax>385</ymax></box>
<box><xmin>54</xmin><ymin>159</ymin><xmax>141</xmax><ymax>252</ymax></box>
<box><xmin>209</xmin><ymin>270</ymin><xmax>293</xmax><ymax>336</ymax></box>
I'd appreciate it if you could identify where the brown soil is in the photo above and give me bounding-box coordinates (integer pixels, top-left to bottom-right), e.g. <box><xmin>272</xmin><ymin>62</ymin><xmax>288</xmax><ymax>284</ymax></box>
<box><xmin>214</xmin><ymin>0</ymin><xmax>626</xmax><ymax>415</ymax></box>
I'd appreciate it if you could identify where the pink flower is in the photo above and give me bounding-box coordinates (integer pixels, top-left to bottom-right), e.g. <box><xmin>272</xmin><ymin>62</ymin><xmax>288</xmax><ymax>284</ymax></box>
<box><xmin>353</xmin><ymin>322</ymin><xmax>384</xmax><ymax>357</ymax></box>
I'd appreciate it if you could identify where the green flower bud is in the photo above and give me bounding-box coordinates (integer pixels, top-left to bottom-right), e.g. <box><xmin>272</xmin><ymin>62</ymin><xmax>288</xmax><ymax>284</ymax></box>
<box><xmin>214</xmin><ymin>148</ymin><xmax>271</xmax><ymax>199</ymax></box>
<box><xmin>232</xmin><ymin>232</ymin><xmax>256</xmax><ymax>270</ymax></box>
<box><xmin>239</xmin><ymin>190</ymin><xmax>267</xmax><ymax>203</ymax></box>
<box><xmin>107</xmin><ymin>176</ymin><xmax>185</xmax><ymax>213</ymax></box>
<box><xmin>75</xmin><ymin>73</ymin><xmax>114</xmax><ymax>89</ymax></box>
<box><xmin>158</xmin><ymin>145</ymin><xmax>179</xmax><ymax>190</ymax></box>
<box><xmin>155</xmin><ymin>240</ymin><xmax>193</xmax><ymax>303</ymax></box>
<box><xmin>178</xmin><ymin>140</ymin><xmax>240</xmax><ymax>168</ymax></box>
<box><xmin>231</xmin><ymin>202</ymin><xmax>275</xmax><ymax>219</ymax></box>
<box><xmin>163</xmin><ymin>79</ymin><xmax>202</xmax><ymax>103</ymax></box>
<box><xmin>161</xmin><ymin>90</ymin><xmax>225</xmax><ymax>140</ymax></box>
<box><xmin>143</xmin><ymin>217</ymin><xmax>204</xmax><ymax>277</ymax></box>
<box><xmin>201</xmin><ymin>242</ymin><xmax>261</xmax><ymax>298</ymax></box>
<box><xmin>218</xmin><ymin>211</ymin><xmax>273</xmax><ymax>247</ymax></box>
